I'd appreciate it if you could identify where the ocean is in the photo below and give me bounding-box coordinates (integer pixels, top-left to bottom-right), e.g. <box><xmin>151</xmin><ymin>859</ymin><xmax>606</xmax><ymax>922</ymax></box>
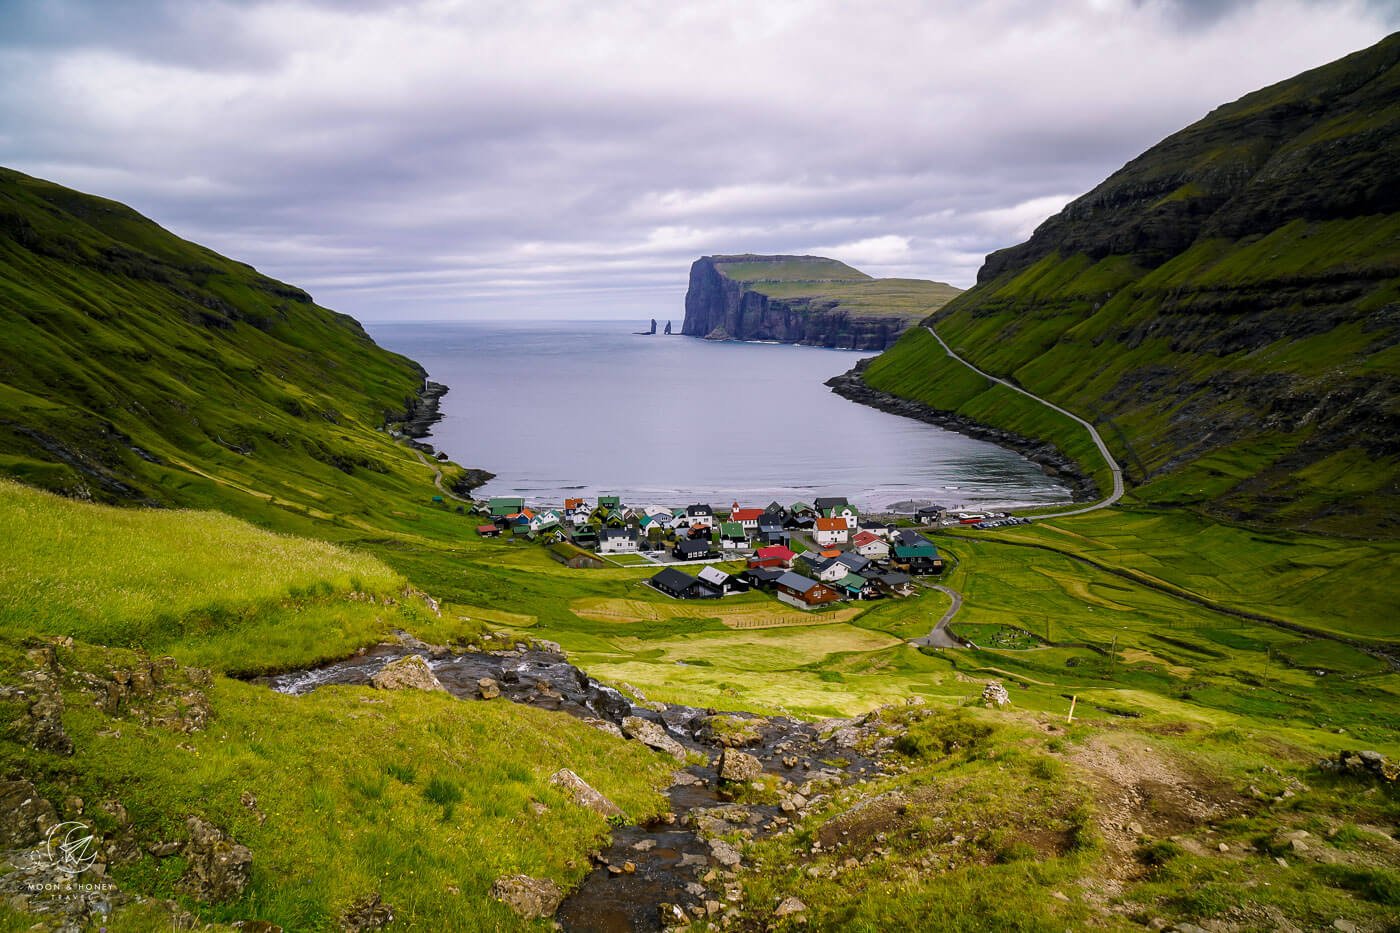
<box><xmin>364</xmin><ymin>319</ymin><xmax>1072</xmax><ymax>513</ymax></box>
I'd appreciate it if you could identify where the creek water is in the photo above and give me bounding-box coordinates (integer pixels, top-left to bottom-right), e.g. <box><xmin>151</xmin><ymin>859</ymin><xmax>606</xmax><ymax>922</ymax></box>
<box><xmin>262</xmin><ymin>641</ymin><xmax>887</xmax><ymax>931</ymax></box>
<box><xmin>365</xmin><ymin>319</ymin><xmax>1072</xmax><ymax>513</ymax></box>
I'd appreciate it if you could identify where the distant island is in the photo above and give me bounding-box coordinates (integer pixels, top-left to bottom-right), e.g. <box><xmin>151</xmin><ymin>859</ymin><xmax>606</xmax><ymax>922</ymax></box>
<box><xmin>681</xmin><ymin>254</ymin><xmax>961</xmax><ymax>350</ymax></box>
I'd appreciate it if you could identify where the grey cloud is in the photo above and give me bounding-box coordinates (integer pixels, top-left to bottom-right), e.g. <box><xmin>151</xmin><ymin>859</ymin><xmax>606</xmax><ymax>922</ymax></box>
<box><xmin>0</xmin><ymin>0</ymin><xmax>1394</xmax><ymax>319</ymax></box>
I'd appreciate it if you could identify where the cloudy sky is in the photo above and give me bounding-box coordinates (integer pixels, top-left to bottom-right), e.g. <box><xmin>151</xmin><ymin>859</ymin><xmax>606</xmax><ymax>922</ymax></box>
<box><xmin>1</xmin><ymin>0</ymin><xmax>1396</xmax><ymax>320</ymax></box>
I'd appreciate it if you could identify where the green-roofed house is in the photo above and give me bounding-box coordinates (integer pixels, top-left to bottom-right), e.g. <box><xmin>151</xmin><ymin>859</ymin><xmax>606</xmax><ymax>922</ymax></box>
<box><xmin>719</xmin><ymin>521</ymin><xmax>748</xmax><ymax>550</ymax></box>
<box><xmin>489</xmin><ymin>497</ymin><xmax>525</xmax><ymax>517</ymax></box>
<box><xmin>831</xmin><ymin>572</ymin><xmax>871</xmax><ymax>599</ymax></box>
<box><xmin>891</xmin><ymin>540</ymin><xmax>944</xmax><ymax>575</ymax></box>
<box><xmin>789</xmin><ymin>501</ymin><xmax>816</xmax><ymax>518</ymax></box>
<box><xmin>598</xmin><ymin>495</ymin><xmax>622</xmax><ymax>510</ymax></box>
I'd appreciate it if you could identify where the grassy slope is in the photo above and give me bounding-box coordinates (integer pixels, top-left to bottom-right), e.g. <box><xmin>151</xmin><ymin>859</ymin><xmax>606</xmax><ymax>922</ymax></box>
<box><xmin>711</xmin><ymin>255</ymin><xmax>962</xmax><ymax>320</ymax></box>
<box><xmin>0</xmin><ymin>166</ymin><xmax>484</xmax><ymax>540</ymax></box>
<box><xmin>0</xmin><ymin>480</ymin><xmax>670</xmax><ymax>931</ymax></box>
<box><xmin>861</xmin><ymin>37</ymin><xmax>1400</xmax><ymax>536</ymax></box>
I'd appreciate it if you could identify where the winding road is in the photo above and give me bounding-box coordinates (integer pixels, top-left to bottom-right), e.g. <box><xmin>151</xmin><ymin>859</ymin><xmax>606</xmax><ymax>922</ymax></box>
<box><xmin>910</xmin><ymin>583</ymin><xmax>963</xmax><ymax>648</ymax></box>
<box><xmin>409</xmin><ymin>447</ymin><xmax>472</xmax><ymax>503</ymax></box>
<box><xmin>924</xmin><ymin>324</ymin><xmax>1124</xmax><ymax>518</ymax></box>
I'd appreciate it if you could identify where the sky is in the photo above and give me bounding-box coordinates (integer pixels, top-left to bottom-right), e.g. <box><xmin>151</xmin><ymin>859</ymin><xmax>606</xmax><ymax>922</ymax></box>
<box><xmin>1</xmin><ymin>1</ymin><xmax>1396</xmax><ymax>321</ymax></box>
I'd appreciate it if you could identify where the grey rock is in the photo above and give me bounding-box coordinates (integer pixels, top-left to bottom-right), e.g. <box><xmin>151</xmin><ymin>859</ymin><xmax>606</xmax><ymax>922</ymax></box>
<box><xmin>622</xmin><ymin>716</ymin><xmax>687</xmax><ymax>761</ymax></box>
<box><xmin>490</xmin><ymin>874</ymin><xmax>563</xmax><ymax>920</ymax></box>
<box><xmin>369</xmin><ymin>655</ymin><xmax>445</xmax><ymax>692</ymax></box>
<box><xmin>181</xmin><ymin>816</ymin><xmax>252</xmax><ymax>902</ymax></box>
<box><xmin>549</xmin><ymin>769</ymin><xmax>623</xmax><ymax>819</ymax></box>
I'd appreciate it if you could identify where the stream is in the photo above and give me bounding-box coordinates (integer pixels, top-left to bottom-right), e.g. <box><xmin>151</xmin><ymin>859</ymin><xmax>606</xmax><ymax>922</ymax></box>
<box><xmin>260</xmin><ymin>639</ymin><xmax>889</xmax><ymax>931</ymax></box>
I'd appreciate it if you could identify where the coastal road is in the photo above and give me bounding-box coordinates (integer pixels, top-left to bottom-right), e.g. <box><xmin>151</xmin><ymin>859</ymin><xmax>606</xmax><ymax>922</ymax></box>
<box><xmin>924</xmin><ymin>325</ymin><xmax>1124</xmax><ymax>518</ymax></box>
<box><xmin>910</xmin><ymin>583</ymin><xmax>963</xmax><ymax>648</ymax></box>
<box><xmin>410</xmin><ymin>447</ymin><xmax>472</xmax><ymax>503</ymax></box>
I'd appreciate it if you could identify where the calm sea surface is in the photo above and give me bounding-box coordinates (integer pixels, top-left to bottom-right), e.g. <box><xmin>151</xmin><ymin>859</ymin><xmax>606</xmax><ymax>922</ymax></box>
<box><xmin>365</xmin><ymin>320</ymin><xmax>1072</xmax><ymax>513</ymax></box>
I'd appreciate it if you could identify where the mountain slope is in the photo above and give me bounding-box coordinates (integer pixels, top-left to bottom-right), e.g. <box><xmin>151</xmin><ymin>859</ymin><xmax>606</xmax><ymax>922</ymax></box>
<box><xmin>683</xmin><ymin>254</ymin><xmax>961</xmax><ymax>349</ymax></box>
<box><xmin>858</xmin><ymin>34</ymin><xmax>1400</xmax><ymax>535</ymax></box>
<box><xmin>0</xmin><ymin>166</ymin><xmax>470</xmax><ymax>532</ymax></box>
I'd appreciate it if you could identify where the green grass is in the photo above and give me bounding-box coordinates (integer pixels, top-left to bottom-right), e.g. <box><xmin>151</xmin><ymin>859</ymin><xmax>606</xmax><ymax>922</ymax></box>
<box><xmin>709</xmin><ymin>255</ymin><xmax>962</xmax><ymax>322</ymax></box>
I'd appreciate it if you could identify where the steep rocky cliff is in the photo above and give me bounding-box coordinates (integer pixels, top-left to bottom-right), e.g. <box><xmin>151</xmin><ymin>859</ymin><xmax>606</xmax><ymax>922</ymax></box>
<box><xmin>856</xmin><ymin>34</ymin><xmax>1400</xmax><ymax>536</ymax></box>
<box><xmin>683</xmin><ymin>255</ymin><xmax>960</xmax><ymax>350</ymax></box>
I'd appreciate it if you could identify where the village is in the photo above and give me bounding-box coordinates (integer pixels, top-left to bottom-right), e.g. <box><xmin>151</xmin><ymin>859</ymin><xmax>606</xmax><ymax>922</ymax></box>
<box><xmin>471</xmin><ymin>494</ymin><xmax>1021</xmax><ymax>611</ymax></box>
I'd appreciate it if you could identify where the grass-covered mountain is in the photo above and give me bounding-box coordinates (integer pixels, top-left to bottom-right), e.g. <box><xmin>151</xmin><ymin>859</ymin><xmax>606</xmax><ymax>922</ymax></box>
<box><xmin>859</xmin><ymin>34</ymin><xmax>1400</xmax><ymax>536</ymax></box>
<box><xmin>0</xmin><ymin>166</ymin><xmax>481</xmax><ymax>536</ymax></box>
<box><xmin>683</xmin><ymin>254</ymin><xmax>961</xmax><ymax>349</ymax></box>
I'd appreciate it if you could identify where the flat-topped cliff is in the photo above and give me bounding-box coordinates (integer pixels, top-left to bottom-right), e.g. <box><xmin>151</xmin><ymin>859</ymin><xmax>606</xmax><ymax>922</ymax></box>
<box><xmin>682</xmin><ymin>254</ymin><xmax>960</xmax><ymax>350</ymax></box>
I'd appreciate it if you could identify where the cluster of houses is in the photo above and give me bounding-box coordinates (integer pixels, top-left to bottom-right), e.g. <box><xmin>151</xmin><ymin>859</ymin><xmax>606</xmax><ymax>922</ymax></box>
<box><xmin>475</xmin><ymin>494</ymin><xmax>947</xmax><ymax>611</ymax></box>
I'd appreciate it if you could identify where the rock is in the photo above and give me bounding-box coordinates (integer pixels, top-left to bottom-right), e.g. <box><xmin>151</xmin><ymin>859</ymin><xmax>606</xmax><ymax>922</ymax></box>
<box><xmin>982</xmin><ymin>681</ymin><xmax>1011</xmax><ymax>709</ymax></box>
<box><xmin>369</xmin><ymin>655</ymin><xmax>445</xmax><ymax>692</ymax></box>
<box><xmin>181</xmin><ymin>816</ymin><xmax>252</xmax><ymax>902</ymax></box>
<box><xmin>671</xmin><ymin>771</ymin><xmax>704</xmax><ymax>787</ymax></box>
<box><xmin>0</xmin><ymin>779</ymin><xmax>58</xmax><ymax>847</ymax></box>
<box><xmin>491</xmin><ymin>875</ymin><xmax>563</xmax><ymax>920</ymax></box>
<box><xmin>1333</xmin><ymin>920</ymin><xmax>1357</xmax><ymax>932</ymax></box>
<box><xmin>697</xmin><ymin>714</ymin><xmax>765</xmax><ymax>748</ymax></box>
<box><xmin>1051</xmin><ymin>891</ymin><xmax>1071</xmax><ymax>902</ymax></box>
<box><xmin>774</xmin><ymin>896</ymin><xmax>807</xmax><ymax>919</ymax></box>
<box><xmin>1218</xmin><ymin>842</ymin><xmax>1229</xmax><ymax>853</ymax></box>
<box><xmin>1289</xmin><ymin>837</ymin><xmax>1309</xmax><ymax>853</ymax></box>
<box><xmin>232</xmin><ymin>922</ymin><xmax>283</xmax><ymax>933</ymax></box>
<box><xmin>338</xmin><ymin>892</ymin><xmax>394</xmax><ymax>931</ymax></box>
<box><xmin>621</xmin><ymin>716</ymin><xmax>687</xmax><ymax>761</ymax></box>
<box><xmin>709</xmin><ymin>839</ymin><xmax>742</xmax><ymax>867</ymax></box>
<box><xmin>549</xmin><ymin>769</ymin><xmax>623</xmax><ymax>819</ymax></box>
<box><xmin>477</xmin><ymin>677</ymin><xmax>501</xmax><ymax>700</ymax></box>
<box><xmin>583</xmin><ymin>717</ymin><xmax>624</xmax><ymax>739</ymax></box>
<box><xmin>716</xmin><ymin>749</ymin><xmax>763</xmax><ymax>784</ymax></box>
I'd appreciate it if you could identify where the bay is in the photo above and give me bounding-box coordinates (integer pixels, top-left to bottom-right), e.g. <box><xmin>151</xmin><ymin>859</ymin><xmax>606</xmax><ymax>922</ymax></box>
<box><xmin>365</xmin><ymin>320</ymin><xmax>1072</xmax><ymax>513</ymax></box>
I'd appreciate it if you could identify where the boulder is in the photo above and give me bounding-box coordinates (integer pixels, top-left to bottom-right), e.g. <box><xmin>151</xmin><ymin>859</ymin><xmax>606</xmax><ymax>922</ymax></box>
<box><xmin>708</xmin><ymin>838</ymin><xmax>742</xmax><ymax>867</ymax></box>
<box><xmin>339</xmin><ymin>892</ymin><xmax>394</xmax><ymax>931</ymax></box>
<box><xmin>697</xmin><ymin>714</ymin><xmax>765</xmax><ymax>748</ymax></box>
<box><xmin>717</xmin><ymin>749</ymin><xmax>763</xmax><ymax>784</ymax></box>
<box><xmin>370</xmin><ymin>655</ymin><xmax>445</xmax><ymax>693</ymax></box>
<box><xmin>621</xmin><ymin>716</ymin><xmax>687</xmax><ymax>761</ymax></box>
<box><xmin>181</xmin><ymin>816</ymin><xmax>252</xmax><ymax>902</ymax></box>
<box><xmin>477</xmin><ymin>677</ymin><xmax>501</xmax><ymax>700</ymax></box>
<box><xmin>581</xmin><ymin>717</ymin><xmax>624</xmax><ymax>739</ymax></box>
<box><xmin>491</xmin><ymin>874</ymin><xmax>563</xmax><ymax>920</ymax></box>
<box><xmin>982</xmin><ymin>681</ymin><xmax>1011</xmax><ymax>709</ymax></box>
<box><xmin>774</xmin><ymin>896</ymin><xmax>808</xmax><ymax>920</ymax></box>
<box><xmin>548</xmin><ymin>769</ymin><xmax>623</xmax><ymax>819</ymax></box>
<box><xmin>0</xmin><ymin>779</ymin><xmax>58</xmax><ymax>847</ymax></box>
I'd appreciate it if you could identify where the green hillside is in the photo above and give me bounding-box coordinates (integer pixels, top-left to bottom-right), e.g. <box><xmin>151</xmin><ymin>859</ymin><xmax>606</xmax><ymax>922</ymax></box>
<box><xmin>708</xmin><ymin>254</ymin><xmax>962</xmax><ymax>319</ymax></box>
<box><xmin>862</xmin><ymin>35</ymin><xmax>1400</xmax><ymax>536</ymax></box>
<box><xmin>0</xmin><ymin>166</ymin><xmax>479</xmax><ymax>534</ymax></box>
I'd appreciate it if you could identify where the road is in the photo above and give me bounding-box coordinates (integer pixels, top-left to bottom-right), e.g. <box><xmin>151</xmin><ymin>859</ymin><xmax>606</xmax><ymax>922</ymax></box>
<box><xmin>924</xmin><ymin>324</ymin><xmax>1124</xmax><ymax>518</ymax></box>
<box><xmin>409</xmin><ymin>447</ymin><xmax>471</xmax><ymax>503</ymax></box>
<box><xmin>910</xmin><ymin>583</ymin><xmax>963</xmax><ymax>648</ymax></box>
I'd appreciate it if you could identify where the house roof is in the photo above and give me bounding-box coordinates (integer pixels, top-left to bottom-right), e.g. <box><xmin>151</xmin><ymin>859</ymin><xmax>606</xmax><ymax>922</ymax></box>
<box><xmin>775</xmin><ymin>571</ymin><xmax>821</xmax><ymax>593</ymax></box>
<box><xmin>676</xmin><ymin>538</ymin><xmax>711</xmax><ymax>555</ymax></box>
<box><xmin>836</xmin><ymin>553</ymin><xmax>871</xmax><ymax>573</ymax></box>
<box><xmin>819</xmin><ymin>549</ymin><xmax>841</xmax><ymax>559</ymax></box>
<box><xmin>601</xmin><ymin>527</ymin><xmax>639</xmax><ymax>540</ymax></box>
<box><xmin>852</xmin><ymin>530</ymin><xmax>882</xmax><ymax>547</ymax></box>
<box><xmin>564</xmin><ymin>498</ymin><xmax>585</xmax><ymax>509</ymax></box>
<box><xmin>720</xmin><ymin>521</ymin><xmax>746</xmax><ymax>538</ymax></box>
<box><xmin>651</xmin><ymin>568</ymin><xmax>699</xmax><ymax>591</ymax></box>
<box><xmin>766</xmin><ymin>500</ymin><xmax>785</xmax><ymax>512</ymax></box>
<box><xmin>489</xmin><ymin>497</ymin><xmax>525</xmax><ymax>507</ymax></box>
<box><xmin>756</xmin><ymin>545</ymin><xmax>795</xmax><ymax>561</ymax></box>
<box><xmin>730</xmin><ymin>508</ymin><xmax>764</xmax><ymax>522</ymax></box>
<box><xmin>878</xmin><ymin>572</ymin><xmax>912</xmax><ymax>586</ymax></box>
<box><xmin>743</xmin><ymin>566</ymin><xmax>784</xmax><ymax>583</ymax></box>
<box><xmin>599</xmin><ymin>495</ymin><xmax>621</xmax><ymax>504</ymax></box>
<box><xmin>789</xmin><ymin>501</ymin><xmax>813</xmax><ymax>513</ymax></box>
<box><xmin>814</xmin><ymin>496</ymin><xmax>849</xmax><ymax>510</ymax></box>
<box><xmin>834</xmin><ymin>572</ymin><xmax>867</xmax><ymax>589</ymax></box>
<box><xmin>475</xmin><ymin>524</ymin><xmax>498</xmax><ymax>533</ymax></box>
<box><xmin>894</xmin><ymin>543</ymin><xmax>938</xmax><ymax>558</ymax></box>
<box><xmin>686</xmin><ymin>503</ymin><xmax>714</xmax><ymax>516</ymax></box>
<box><xmin>815</xmin><ymin>517</ymin><xmax>848</xmax><ymax>532</ymax></box>
<box><xmin>697</xmin><ymin>566</ymin><xmax>729</xmax><ymax>587</ymax></box>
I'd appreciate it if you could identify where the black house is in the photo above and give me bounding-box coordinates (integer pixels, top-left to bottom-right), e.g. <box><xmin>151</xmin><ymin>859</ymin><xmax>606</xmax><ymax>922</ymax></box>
<box><xmin>814</xmin><ymin>496</ymin><xmax>849</xmax><ymax>512</ymax></box>
<box><xmin>648</xmin><ymin>568</ymin><xmax>712</xmax><ymax>599</ymax></box>
<box><xmin>740</xmin><ymin>566</ymin><xmax>784</xmax><ymax>589</ymax></box>
<box><xmin>673</xmin><ymin>538</ymin><xmax>715</xmax><ymax>560</ymax></box>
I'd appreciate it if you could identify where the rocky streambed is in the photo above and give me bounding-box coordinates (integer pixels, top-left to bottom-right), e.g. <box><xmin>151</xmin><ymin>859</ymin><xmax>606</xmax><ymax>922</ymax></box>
<box><xmin>261</xmin><ymin>636</ymin><xmax>898</xmax><ymax>931</ymax></box>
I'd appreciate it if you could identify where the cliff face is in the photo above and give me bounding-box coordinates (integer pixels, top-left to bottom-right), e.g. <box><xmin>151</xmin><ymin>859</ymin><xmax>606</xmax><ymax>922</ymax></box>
<box><xmin>856</xmin><ymin>34</ymin><xmax>1400</xmax><ymax>536</ymax></box>
<box><xmin>682</xmin><ymin>255</ymin><xmax>959</xmax><ymax>350</ymax></box>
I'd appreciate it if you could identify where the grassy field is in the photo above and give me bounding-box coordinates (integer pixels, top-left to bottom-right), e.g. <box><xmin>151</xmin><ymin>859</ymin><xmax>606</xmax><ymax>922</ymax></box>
<box><xmin>709</xmin><ymin>255</ymin><xmax>962</xmax><ymax>321</ymax></box>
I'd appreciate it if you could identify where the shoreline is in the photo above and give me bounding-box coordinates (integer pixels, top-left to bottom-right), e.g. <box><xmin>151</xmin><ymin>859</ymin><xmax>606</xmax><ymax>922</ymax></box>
<box><xmin>824</xmin><ymin>360</ymin><xmax>1100</xmax><ymax>503</ymax></box>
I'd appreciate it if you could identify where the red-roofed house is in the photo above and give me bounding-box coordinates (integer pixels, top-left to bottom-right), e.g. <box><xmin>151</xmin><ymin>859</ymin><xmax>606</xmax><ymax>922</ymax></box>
<box><xmin>747</xmin><ymin>545</ymin><xmax>796</xmax><ymax>569</ymax></box>
<box><xmin>730</xmin><ymin>508</ymin><xmax>765</xmax><ymax>532</ymax></box>
<box><xmin>852</xmin><ymin>530</ymin><xmax>890</xmax><ymax>560</ymax></box>
<box><xmin>814</xmin><ymin>516</ymin><xmax>850</xmax><ymax>547</ymax></box>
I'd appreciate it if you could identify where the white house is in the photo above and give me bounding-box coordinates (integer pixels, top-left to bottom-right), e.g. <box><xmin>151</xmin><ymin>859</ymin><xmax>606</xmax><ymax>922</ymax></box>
<box><xmin>597</xmin><ymin>528</ymin><xmax>640</xmax><ymax>553</ymax></box>
<box><xmin>684</xmin><ymin>504</ymin><xmax>715</xmax><ymax>529</ymax></box>
<box><xmin>851</xmin><ymin>530</ymin><xmax>890</xmax><ymax>560</ymax></box>
<box><xmin>825</xmin><ymin>506</ymin><xmax>859</xmax><ymax>530</ymax></box>
<box><xmin>814</xmin><ymin>517</ymin><xmax>850</xmax><ymax>547</ymax></box>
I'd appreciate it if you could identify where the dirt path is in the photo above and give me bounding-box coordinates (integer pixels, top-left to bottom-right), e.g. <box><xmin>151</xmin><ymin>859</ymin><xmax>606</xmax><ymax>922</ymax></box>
<box><xmin>910</xmin><ymin>583</ymin><xmax>963</xmax><ymax>648</ymax></box>
<box><xmin>924</xmin><ymin>324</ymin><xmax>1124</xmax><ymax>517</ymax></box>
<box><xmin>409</xmin><ymin>446</ymin><xmax>472</xmax><ymax>503</ymax></box>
